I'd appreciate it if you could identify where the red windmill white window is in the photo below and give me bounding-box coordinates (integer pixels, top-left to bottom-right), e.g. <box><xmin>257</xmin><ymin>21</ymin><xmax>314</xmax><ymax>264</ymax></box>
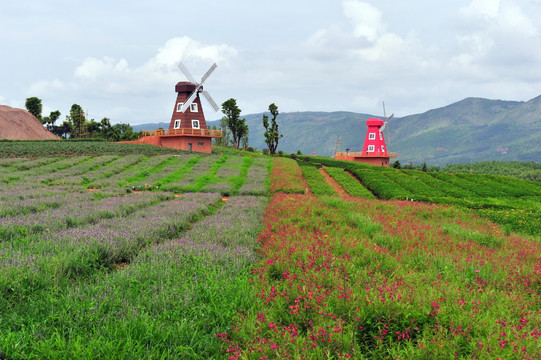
<box><xmin>190</xmin><ymin>103</ymin><xmax>198</xmax><ymax>112</ymax></box>
<box><xmin>367</xmin><ymin>145</ymin><xmax>375</xmax><ymax>152</ymax></box>
<box><xmin>192</xmin><ymin>120</ymin><xmax>200</xmax><ymax>129</ymax></box>
<box><xmin>174</xmin><ymin>120</ymin><xmax>181</xmax><ymax>129</ymax></box>
<box><xmin>369</xmin><ymin>133</ymin><xmax>376</xmax><ymax>140</ymax></box>
<box><xmin>176</xmin><ymin>103</ymin><xmax>184</xmax><ymax>112</ymax></box>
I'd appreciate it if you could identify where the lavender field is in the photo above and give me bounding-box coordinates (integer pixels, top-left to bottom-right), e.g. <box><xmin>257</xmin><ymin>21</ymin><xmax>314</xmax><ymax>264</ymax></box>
<box><xmin>0</xmin><ymin>152</ymin><xmax>270</xmax><ymax>359</ymax></box>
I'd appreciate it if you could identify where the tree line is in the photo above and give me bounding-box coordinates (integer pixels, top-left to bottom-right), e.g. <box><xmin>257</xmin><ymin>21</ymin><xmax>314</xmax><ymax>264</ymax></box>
<box><xmin>26</xmin><ymin>96</ymin><xmax>285</xmax><ymax>152</ymax></box>
<box><xmin>25</xmin><ymin>97</ymin><xmax>138</xmax><ymax>141</ymax></box>
<box><xmin>213</xmin><ymin>98</ymin><xmax>283</xmax><ymax>154</ymax></box>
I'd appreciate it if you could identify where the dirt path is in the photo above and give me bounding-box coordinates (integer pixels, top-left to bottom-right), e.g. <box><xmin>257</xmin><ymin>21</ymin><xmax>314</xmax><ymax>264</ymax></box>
<box><xmin>319</xmin><ymin>167</ymin><xmax>353</xmax><ymax>200</ymax></box>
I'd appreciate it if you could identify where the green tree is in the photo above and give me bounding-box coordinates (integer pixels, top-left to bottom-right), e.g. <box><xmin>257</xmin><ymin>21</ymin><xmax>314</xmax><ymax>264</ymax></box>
<box><xmin>221</xmin><ymin>98</ymin><xmax>248</xmax><ymax>150</ymax></box>
<box><xmin>240</xmin><ymin>126</ymin><xmax>249</xmax><ymax>150</ymax></box>
<box><xmin>67</xmin><ymin>104</ymin><xmax>86</xmax><ymax>138</ymax></box>
<box><xmin>111</xmin><ymin>123</ymin><xmax>138</xmax><ymax>141</ymax></box>
<box><xmin>213</xmin><ymin>117</ymin><xmax>232</xmax><ymax>147</ymax></box>
<box><xmin>87</xmin><ymin>119</ymin><xmax>102</xmax><ymax>138</ymax></box>
<box><xmin>422</xmin><ymin>162</ymin><xmax>428</xmax><ymax>172</ymax></box>
<box><xmin>43</xmin><ymin>110</ymin><xmax>61</xmax><ymax>130</ymax></box>
<box><xmin>99</xmin><ymin>117</ymin><xmax>113</xmax><ymax>139</ymax></box>
<box><xmin>25</xmin><ymin>97</ymin><xmax>43</xmax><ymax>123</ymax></box>
<box><xmin>392</xmin><ymin>160</ymin><xmax>401</xmax><ymax>169</ymax></box>
<box><xmin>48</xmin><ymin>110</ymin><xmax>61</xmax><ymax>126</ymax></box>
<box><xmin>262</xmin><ymin>103</ymin><xmax>283</xmax><ymax>155</ymax></box>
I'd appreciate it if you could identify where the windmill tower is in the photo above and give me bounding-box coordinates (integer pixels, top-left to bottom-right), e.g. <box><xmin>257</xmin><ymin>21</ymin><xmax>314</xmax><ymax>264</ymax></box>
<box><xmin>129</xmin><ymin>62</ymin><xmax>222</xmax><ymax>153</ymax></box>
<box><xmin>334</xmin><ymin>102</ymin><xmax>396</xmax><ymax>167</ymax></box>
<box><xmin>362</xmin><ymin>102</ymin><xmax>394</xmax><ymax>157</ymax></box>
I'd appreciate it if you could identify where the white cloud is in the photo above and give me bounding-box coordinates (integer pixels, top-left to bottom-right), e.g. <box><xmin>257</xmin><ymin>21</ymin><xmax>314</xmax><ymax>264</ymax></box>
<box><xmin>22</xmin><ymin>36</ymin><xmax>238</xmax><ymax>123</ymax></box>
<box><xmin>343</xmin><ymin>1</ymin><xmax>384</xmax><ymax>41</ymax></box>
<box><xmin>29</xmin><ymin>37</ymin><xmax>238</xmax><ymax>97</ymax></box>
<box><xmin>28</xmin><ymin>78</ymin><xmax>66</xmax><ymax>95</ymax></box>
<box><xmin>460</xmin><ymin>0</ymin><xmax>501</xmax><ymax>19</ymax></box>
<box><xmin>354</xmin><ymin>32</ymin><xmax>406</xmax><ymax>61</ymax></box>
<box><xmin>146</xmin><ymin>37</ymin><xmax>238</xmax><ymax>71</ymax></box>
<box><xmin>304</xmin><ymin>1</ymin><xmax>411</xmax><ymax>63</ymax></box>
<box><xmin>8</xmin><ymin>2</ymin><xmax>541</xmax><ymax>125</ymax></box>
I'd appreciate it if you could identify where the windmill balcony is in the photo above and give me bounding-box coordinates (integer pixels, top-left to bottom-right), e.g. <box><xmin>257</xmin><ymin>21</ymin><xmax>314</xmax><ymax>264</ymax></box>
<box><xmin>335</xmin><ymin>151</ymin><xmax>397</xmax><ymax>158</ymax></box>
<box><xmin>139</xmin><ymin>128</ymin><xmax>222</xmax><ymax>138</ymax></box>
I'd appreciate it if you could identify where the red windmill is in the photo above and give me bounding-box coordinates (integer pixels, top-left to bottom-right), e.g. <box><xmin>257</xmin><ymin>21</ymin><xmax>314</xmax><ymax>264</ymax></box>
<box><xmin>127</xmin><ymin>62</ymin><xmax>222</xmax><ymax>153</ymax></box>
<box><xmin>334</xmin><ymin>102</ymin><xmax>396</xmax><ymax>167</ymax></box>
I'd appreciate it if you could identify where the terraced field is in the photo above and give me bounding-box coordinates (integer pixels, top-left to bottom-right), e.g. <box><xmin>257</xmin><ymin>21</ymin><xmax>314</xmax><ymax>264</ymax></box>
<box><xmin>0</xmin><ymin>144</ymin><xmax>539</xmax><ymax>359</ymax></box>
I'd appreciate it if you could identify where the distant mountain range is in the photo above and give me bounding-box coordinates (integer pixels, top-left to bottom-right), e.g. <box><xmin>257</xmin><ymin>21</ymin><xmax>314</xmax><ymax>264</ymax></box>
<box><xmin>133</xmin><ymin>95</ymin><xmax>541</xmax><ymax>166</ymax></box>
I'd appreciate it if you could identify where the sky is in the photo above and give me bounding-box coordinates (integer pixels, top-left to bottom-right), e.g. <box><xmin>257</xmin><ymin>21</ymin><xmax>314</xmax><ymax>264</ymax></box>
<box><xmin>1</xmin><ymin>0</ymin><xmax>541</xmax><ymax>126</ymax></box>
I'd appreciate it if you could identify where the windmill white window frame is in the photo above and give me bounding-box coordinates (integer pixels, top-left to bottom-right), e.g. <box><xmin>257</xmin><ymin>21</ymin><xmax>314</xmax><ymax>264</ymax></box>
<box><xmin>174</xmin><ymin>120</ymin><xmax>181</xmax><ymax>129</ymax></box>
<box><xmin>367</xmin><ymin>145</ymin><xmax>375</xmax><ymax>152</ymax></box>
<box><xmin>381</xmin><ymin>145</ymin><xmax>385</xmax><ymax>152</ymax></box>
<box><xmin>190</xmin><ymin>103</ymin><xmax>198</xmax><ymax>112</ymax></box>
<box><xmin>176</xmin><ymin>102</ymin><xmax>184</xmax><ymax>112</ymax></box>
<box><xmin>191</xmin><ymin>120</ymin><xmax>200</xmax><ymax>129</ymax></box>
<box><xmin>369</xmin><ymin>132</ymin><xmax>376</xmax><ymax>140</ymax></box>
<box><xmin>379</xmin><ymin>132</ymin><xmax>383</xmax><ymax>140</ymax></box>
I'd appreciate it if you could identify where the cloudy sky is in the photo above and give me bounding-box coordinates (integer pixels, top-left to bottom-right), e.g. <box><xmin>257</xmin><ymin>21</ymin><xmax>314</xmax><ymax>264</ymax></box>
<box><xmin>1</xmin><ymin>0</ymin><xmax>541</xmax><ymax>125</ymax></box>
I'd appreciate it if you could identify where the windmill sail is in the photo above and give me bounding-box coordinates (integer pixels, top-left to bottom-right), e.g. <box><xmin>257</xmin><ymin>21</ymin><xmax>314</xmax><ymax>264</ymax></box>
<box><xmin>177</xmin><ymin>62</ymin><xmax>219</xmax><ymax>113</ymax></box>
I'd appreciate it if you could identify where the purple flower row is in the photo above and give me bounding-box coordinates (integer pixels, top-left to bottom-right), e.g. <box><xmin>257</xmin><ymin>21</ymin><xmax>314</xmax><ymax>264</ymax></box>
<box><xmin>237</xmin><ymin>158</ymin><xmax>270</xmax><ymax>195</ymax></box>
<box><xmin>0</xmin><ymin>192</ymin><xmax>222</xmax><ymax>273</ymax></box>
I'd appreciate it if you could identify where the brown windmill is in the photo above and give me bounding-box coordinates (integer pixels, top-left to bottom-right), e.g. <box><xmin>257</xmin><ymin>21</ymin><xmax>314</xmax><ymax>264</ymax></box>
<box><xmin>130</xmin><ymin>62</ymin><xmax>222</xmax><ymax>153</ymax></box>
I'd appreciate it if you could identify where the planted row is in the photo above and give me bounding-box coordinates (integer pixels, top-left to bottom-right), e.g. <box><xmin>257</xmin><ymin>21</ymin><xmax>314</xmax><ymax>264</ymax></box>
<box><xmin>297</xmin><ymin>162</ymin><xmax>336</xmax><ymax>196</ymax></box>
<box><xmin>0</xmin><ymin>195</ymin><xmax>267</xmax><ymax>359</ymax></box>
<box><xmin>225</xmin><ymin>193</ymin><xmax>541</xmax><ymax>359</ymax></box>
<box><xmin>324</xmin><ymin>167</ymin><xmax>375</xmax><ymax>199</ymax></box>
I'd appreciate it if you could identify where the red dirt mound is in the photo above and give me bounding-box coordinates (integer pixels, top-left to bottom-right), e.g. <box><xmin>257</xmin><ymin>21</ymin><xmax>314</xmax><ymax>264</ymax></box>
<box><xmin>0</xmin><ymin>105</ymin><xmax>59</xmax><ymax>140</ymax></box>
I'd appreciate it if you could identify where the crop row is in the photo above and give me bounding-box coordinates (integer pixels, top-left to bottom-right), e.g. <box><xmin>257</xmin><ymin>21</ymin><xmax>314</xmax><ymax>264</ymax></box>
<box><xmin>0</xmin><ymin>140</ymin><xmax>190</xmax><ymax>157</ymax></box>
<box><xmin>297</xmin><ymin>162</ymin><xmax>336</xmax><ymax>196</ymax></box>
<box><xmin>0</xmin><ymin>153</ymin><xmax>270</xmax><ymax>196</ymax></box>
<box><xmin>323</xmin><ymin>166</ymin><xmax>375</xmax><ymax>199</ymax></box>
<box><xmin>270</xmin><ymin>157</ymin><xmax>306</xmax><ymax>194</ymax></box>
<box><xmin>301</xmin><ymin>157</ymin><xmax>541</xmax><ymax>236</ymax></box>
<box><xmin>0</xmin><ymin>194</ymin><xmax>268</xmax><ymax>359</ymax></box>
<box><xmin>224</xmin><ymin>192</ymin><xmax>541</xmax><ymax>359</ymax></box>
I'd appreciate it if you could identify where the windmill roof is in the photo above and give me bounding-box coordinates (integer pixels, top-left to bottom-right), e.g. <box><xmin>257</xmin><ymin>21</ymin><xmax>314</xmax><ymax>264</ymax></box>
<box><xmin>366</xmin><ymin>118</ymin><xmax>384</xmax><ymax>126</ymax></box>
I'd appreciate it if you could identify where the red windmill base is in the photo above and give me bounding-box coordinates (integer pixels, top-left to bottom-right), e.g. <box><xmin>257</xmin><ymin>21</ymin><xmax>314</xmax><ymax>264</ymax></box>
<box><xmin>334</xmin><ymin>118</ymin><xmax>396</xmax><ymax>167</ymax></box>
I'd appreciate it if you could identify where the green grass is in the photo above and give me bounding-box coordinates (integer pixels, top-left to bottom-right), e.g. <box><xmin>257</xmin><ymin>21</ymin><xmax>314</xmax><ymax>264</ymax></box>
<box><xmin>0</xmin><ymin>140</ymin><xmax>191</xmax><ymax>158</ymax></box>
<box><xmin>297</xmin><ymin>162</ymin><xmax>336</xmax><ymax>196</ymax></box>
<box><xmin>301</xmin><ymin>157</ymin><xmax>541</xmax><ymax>237</ymax></box>
<box><xmin>324</xmin><ymin>166</ymin><xmax>375</xmax><ymax>199</ymax></box>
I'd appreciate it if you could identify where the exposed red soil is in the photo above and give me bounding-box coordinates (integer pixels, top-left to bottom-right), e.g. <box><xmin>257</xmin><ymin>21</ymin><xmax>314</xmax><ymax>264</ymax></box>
<box><xmin>319</xmin><ymin>167</ymin><xmax>354</xmax><ymax>200</ymax></box>
<box><xmin>0</xmin><ymin>105</ymin><xmax>59</xmax><ymax>140</ymax></box>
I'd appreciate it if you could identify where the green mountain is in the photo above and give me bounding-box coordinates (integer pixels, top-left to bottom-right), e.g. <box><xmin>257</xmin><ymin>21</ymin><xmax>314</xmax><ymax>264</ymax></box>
<box><xmin>135</xmin><ymin>95</ymin><xmax>541</xmax><ymax>166</ymax></box>
<box><xmin>390</xmin><ymin>96</ymin><xmax>541</xmax><ymax>165</ymax></box>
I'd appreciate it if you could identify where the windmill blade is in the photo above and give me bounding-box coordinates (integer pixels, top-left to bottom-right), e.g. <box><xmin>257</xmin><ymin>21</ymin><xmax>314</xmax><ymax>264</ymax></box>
<box><xmin>383</xmin><ymin>101</ymin><xmax>387</xmax><ymax>120</ymax></box>
<box><xmin>180</xmin><ymin>85</ymin><xmax>201</xmax><ymax>112</ymax></box>
<box><xmin>387</xmin><ymin>113</ymin><xmax>394</xmax><ymax>122</ymax></box>
<box><xmin>386</xmin><ymin>123</ymin><xmax>390</xmax><ymax>144</ymax></box>
<box><xmin>178</xmin><ymin>62</ymin><xmax>197</xmax><ymax>83</ymax></box>
<box><xmin>201</xmin><ymin>90</ymin><xmax>220</xmax><ymax>112</ymax></box>
<box><xmin>200</xmin><ymin>63</ymin><xmax>217</xmax><ymax>85</ymax></box>
<box><xmin>379</xmin><ymin>122</ymin><xmax>386</xmax><ymax>133</ymax></box>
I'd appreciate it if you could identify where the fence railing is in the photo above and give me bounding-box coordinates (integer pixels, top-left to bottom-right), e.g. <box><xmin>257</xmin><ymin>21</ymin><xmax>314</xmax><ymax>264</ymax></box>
<box><xmin>139</xmin><ymin>128</ymin><xmax>222</xmax><ymax>138</ymax></box>
<box><xmin>335</xmin><ymin>151</ymin><xmax>397</xmax><ymax>158</ymax></box>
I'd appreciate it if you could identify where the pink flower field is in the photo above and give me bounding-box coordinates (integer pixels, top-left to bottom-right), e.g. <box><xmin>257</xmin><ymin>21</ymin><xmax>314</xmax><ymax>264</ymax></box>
<box><xmin>220</xmin><ymin>158</ymin><xmax>540</xmax><ymax>359</ymax></box>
